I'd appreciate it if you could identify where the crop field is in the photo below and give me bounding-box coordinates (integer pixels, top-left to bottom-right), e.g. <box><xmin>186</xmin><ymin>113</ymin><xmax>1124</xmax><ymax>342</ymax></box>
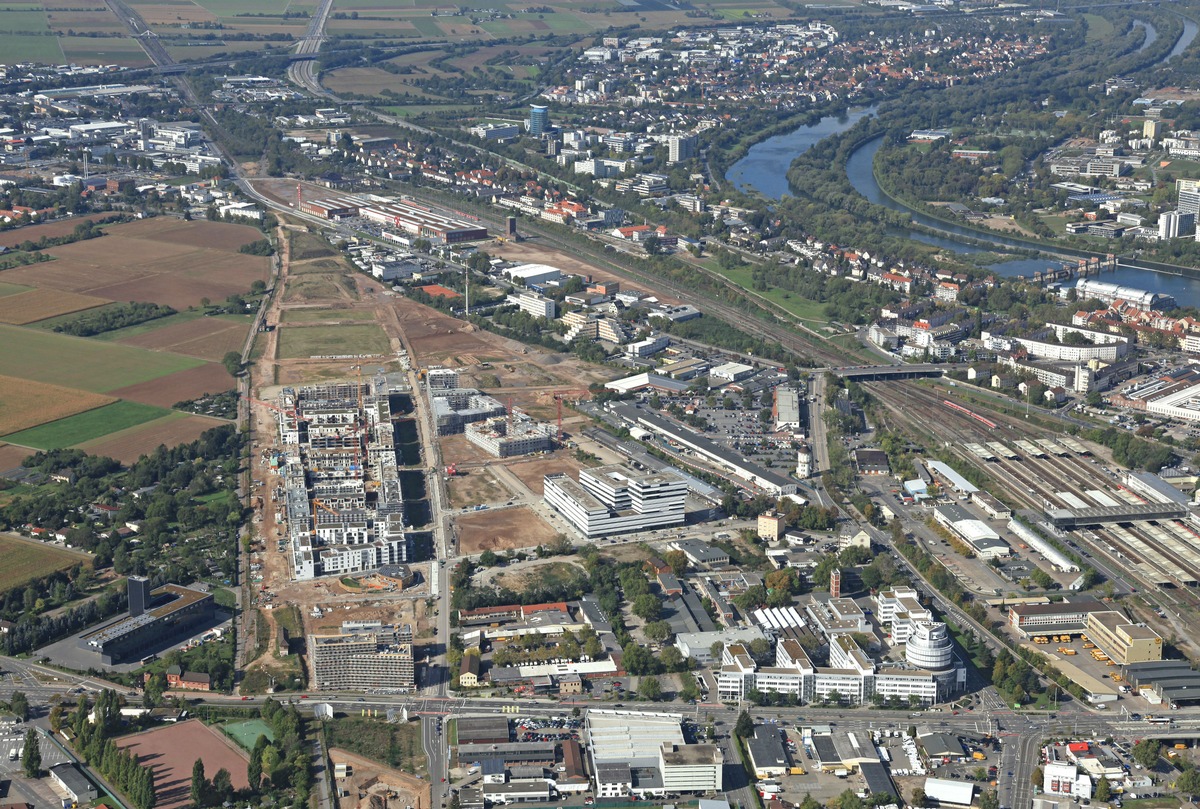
<box><xmin>325</xmin><ymin>67</ymin><xmax>446</xmax><ymax>98</ymax></box>
<box><xmin>77</xmin><ymin>412</ymin><xmax>229</xmax><ymax>463</ymax></box>
<box><xmin>2</xmin><ymin>400</ymin><xmax>170</xmax><ymax>450</ymax></box>
<box><xmin>0</xmin><ymin>443</ymin><xmax>32</xmax><ymax>470</ymax></box>
<box><xmin>282</xmin><ymin>274</ymin><xmax>358</xmax><ymax>303</ymax></box>
<box><xmin>106</xmin><ymin>363</ymin><xmax>234</xmax><ymax>407</ymax></box>
<box><xmin>0</xmin><ymin>1</ymin><xmax>65</xmax><ymax>63</ymax></box>
<box><xmin>0</xmin><ymin>214</ymin><xmax>118</xmax><ymax>248</ymax></box>
<box><xmin>277</xmin><ymin>324</ymin><xmax>391</xmax><ymax>359</ymax></box>
<box><xmin>0</xmin><ymin>324</ymin><xmax>205</xmax><ymax>393</ymax></box>
<box><xmin>119</xmin><ymin>314</ymin><xmax>252</xmax><ymax>361</ymax></box>
<box><xmin>0</xmin><ymin>374</ymin><xmax>116</xmax><ymax>436</ymax></box>
<box><xmin>0</xmin><ymin>288</ymin><xmax>110</xmax><ymax>325</ymax></box>
<box><xmin>59</xmin><ymin>35</ymin><xmax>151</xmax><ymax>65</ymax></box>
<box><xmin>0</xmin><ymin>534</ymin><xmax>89</xmax><ymax>594</ymax></box>
<box><xmin>0</xmin><ymin>218</ymin><xmax>270</xmax><ymax>310</ymax></box>
<box><xmin>117</xmin><ymin>720</ymin><xmax>249</xmax><ymax>809</ymax></box>
<box><xmin>0</xmin><ymin>282</ymin><xmax>31</xmax><ymax>298</ymax></box>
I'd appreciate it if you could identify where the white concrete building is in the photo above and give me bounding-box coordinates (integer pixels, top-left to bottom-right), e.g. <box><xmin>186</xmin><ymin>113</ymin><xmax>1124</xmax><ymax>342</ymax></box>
<box><xmin>506</xmin><ymin>291</ymin><xmax>556</xmax><ymax>319</ymax></box>
<box><xmin>544</xmin><ymin>465</ymin><xmax>687</xmax><ymax>537</ymax></box>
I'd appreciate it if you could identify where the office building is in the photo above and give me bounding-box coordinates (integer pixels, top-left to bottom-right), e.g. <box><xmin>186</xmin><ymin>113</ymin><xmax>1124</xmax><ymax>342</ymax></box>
<box><xmin>528</xmin><ymin>105</ymin><xmax>550</xmax><ymax>136</ymax></box>
<box><xmin>506</xmin><ymin>291</ymin><xmax>556</xmax><ymax>320</ymax></box>
<box><xmin>1180</xmin><ymin>188</ymin><xmax>1200</xmax><ymax>217</ymax></box>
<box><xmin>310</xmin><ymin>623</ymin><xmax>415</xmax><ymax>691</ymax></box>
<box><xmin>544</xmin><ymin>464</ymin><xmax>687</xmax><ymax>538</ymax></box>
<box><xmin>80</xmin><ymin>582</ymin><xmax>214</xmax><ymax>665</ymax></box>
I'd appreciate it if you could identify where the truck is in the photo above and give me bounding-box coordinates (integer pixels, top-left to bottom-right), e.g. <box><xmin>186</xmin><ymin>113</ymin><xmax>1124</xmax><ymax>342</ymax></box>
<box><xmin>8</xmin><ymin>747</ymin><xmax>16</xmax><ymax>761</ymax></box>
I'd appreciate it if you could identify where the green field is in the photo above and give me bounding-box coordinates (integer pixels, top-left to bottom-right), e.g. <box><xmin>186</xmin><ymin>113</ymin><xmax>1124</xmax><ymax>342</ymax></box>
<box><xmin>282</xmin><ymin>309</ymin><xmax>376</xmax><ymax>323</ymax></box>
<box><xmin>221</xmin><ymin>719</ymin><xmax>276</xmax><ymax>750</ymax></box>
<box><xmin>0</xmin><ymin>324</ymin><xmax>205</xmax><ymax>392</ymax></box>
<box><xmin>1083</xmin><ymin>13</ymin><xmax>1115</xmax><ymax>42</ymax></box>
<box><xmin>2</xmin><ymin>401</ymin><xmax>170</xmax><ymax>449</ymax></box>
<box><xmin>276</xmin><ymin>324</ymin><xmax>391</xmax><ymax>358</ymax></box>
<box><xmin>0</xmin><ymin>282</ymin><xmax>32</xmax><ymax>298</ymax></box>
<box><xmin>0</xmin><ymin>533</ymin><xmax>90</xmax><ymax>594</ymax></box>
<box><xmin>702</xmin><ymin>260</ymin><xmax>830</xmax><ymax>324</ymax></box>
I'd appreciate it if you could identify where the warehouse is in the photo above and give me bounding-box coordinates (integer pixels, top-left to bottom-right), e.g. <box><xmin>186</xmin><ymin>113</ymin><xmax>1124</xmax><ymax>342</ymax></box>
<box><xmin>300</xmin><ymin>196</ymin><xmax>362</xmax><ymax>219</ymax></box>
<box><xmin>746</xmin><ymin>725</ymin><xmax>789</xmax><ymax>779</ymax></box>
<box><xmin>49</xmin><ymin>764</ymin><xmax>97</xmax><ymax>803</ymax></box>
<box><xmin>361</xmin><ymin>200</ymin><xmax>488</xmax><ymax>243</ymax></box>
<box><xmin>923</xmin><ymin>777</ymin><xmax>974</xmax><ymax>807</ymax></box>
<box><xmin>933</xmin><ymin>504</ymin><xmax>1010</xmax><ymax>559</ymax></box>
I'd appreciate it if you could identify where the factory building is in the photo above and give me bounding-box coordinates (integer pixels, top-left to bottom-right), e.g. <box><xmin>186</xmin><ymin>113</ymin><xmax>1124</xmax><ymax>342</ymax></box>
<box><xmin>79</xmin><ymin>579</ymin><xmax>215</xmax><ymax>665</ymax></box>
<box><xmin>360</xmin><ymin>200</ymin><xmax>488</xmax><ymax>244</ymax></box>
<box><xmin>300</xmin><ymin>195</ymin><xmax>363</xmax><ymax>220</ymax></box>
<box><xmin>310</xmin><ymin>622</ymin><xmax>414</xmax><ymax>691</ymax></box>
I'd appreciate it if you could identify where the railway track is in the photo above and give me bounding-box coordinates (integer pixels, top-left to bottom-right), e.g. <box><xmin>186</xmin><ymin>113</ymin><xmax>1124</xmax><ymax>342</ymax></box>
<box><xmin>867</xmin><ymin>381</ymin><xmax>1200</xmax><ymax>610</ymax></box>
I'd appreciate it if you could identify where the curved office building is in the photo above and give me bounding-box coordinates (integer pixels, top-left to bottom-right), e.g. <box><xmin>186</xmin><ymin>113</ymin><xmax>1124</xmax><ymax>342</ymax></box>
<box><xmin>906</xmin><ymin>621</ymin><xmax>954</xmax><ymax>672</ymax></box>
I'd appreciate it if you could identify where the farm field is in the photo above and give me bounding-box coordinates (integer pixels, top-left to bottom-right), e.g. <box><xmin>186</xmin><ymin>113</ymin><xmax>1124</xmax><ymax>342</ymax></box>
<box><xmin>106</xmin><ymin>363</ymin><xmax>234</xmax><ymax>408</ymax></box>
<box><xmin>0</xmin><ymin>375</ymin><xmax>115</xmax><ymax>436</ymax></box>
<box><xmin>0</xmin><ymin>288</ymin><xmax>110</xmax><ymax>325</ymax></box>
<box><xmin>0</xmin><ymin>324</ymin><xmax>205</xmax><ymax>393</ymax></box>
<box><xmin>282</xmin><ymin>308</ymin><xmax>375</xmax><ymax>322</ymax></box>
<box><xmin>0</xmin><ymin>218</ymin><xmax>271</xmax><ymax>310</ymax></box>
<box><xmin>116</xmin><ymin>720</ymin><xmax>249</xmax><ymax>809</ymax></box>
<box><xmin>277</xmin><ymin>324</ymin><xmax>391</xmax><ymax>359</ymax></box>
<box><xmin>2</xmin><ymin>400</ymin><xmax>170</xmax><ymax>450</ymax></box>
<box><xmin>0</xmin><ymin>443</ymin><xmax>32</xmax><ymax>472</ymax></box>
<box><xmin>77</xmin><ymin>412</ymin><xmax>228</xmax><ymax>463</ymax></box>
<box><xmin>454</xmin><ymin>505</ymin><xmax>559</xmax><ymax>554</ymax></box>
<box><xmin>0</xmin><ymin>1</ymin><xmax>65</xmax><ymax>63</ymax></box>
<box><xmin>0</xmin><ymin>533</ymin><xmax>90</xmax><ymax>594</ymax></box>
<box><xmin>119</xmin><ymin>314</ymin><xmax>252</xmax><ymax>361</ymax></box>
<box><xmin>0</xmin><ymin>282</ymin><xmax>31</xmax><ymax>297</ymax></box>
<box><xmin>0</xmin><ymin>214</ymin><xmax>121</xmax><ymax>249</ymax></box>
<box><xmin>283</xmin><ymin>274</ymin><xmax>358</xmax><ymax>302</ymax></box>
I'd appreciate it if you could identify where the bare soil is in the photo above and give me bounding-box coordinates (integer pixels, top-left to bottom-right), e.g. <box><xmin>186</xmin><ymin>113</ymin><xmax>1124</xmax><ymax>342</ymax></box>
<box><xmin>454</xmin><ymin>505</ymin><xmax>559</xmax><ymax>554</ymax></box>
<box><xmin>506</xmin><ymin>454</ymin><xmax>586</xmax><ymax>497</ymax></box>
<box><xmin>107</xmin><ymin>363</ymin><xmax>234</xmax><ymax>407</ymax></box>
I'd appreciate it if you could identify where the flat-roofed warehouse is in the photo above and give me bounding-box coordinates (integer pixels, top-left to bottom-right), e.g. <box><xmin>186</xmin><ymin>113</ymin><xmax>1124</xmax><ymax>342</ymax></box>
<box><xmin>456</xmin><ymin>741</ymin><xmax>557</xmax><ymax>767</ymax></box>
<box><xmin>300</xmin><ymin>195</ymin><xmax>362</xmax><ymax>219</ymax></box>
<box><xmin>79</xmin><ymin>580</ymin><xmax>214</xmax><ymax>664</ymax></box>
<box><xmin>361</xmin><ymin>200</ymin><xmax>488</xmax><ymax>244</ymax></box>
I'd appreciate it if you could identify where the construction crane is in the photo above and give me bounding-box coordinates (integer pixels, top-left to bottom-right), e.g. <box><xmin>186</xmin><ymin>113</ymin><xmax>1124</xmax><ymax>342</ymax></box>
<box><xmin>553</xmin><ymin>389</ymin><xmax>590</xmax><ymax>443</ymax></box>
<box><xmin>311</xmin><ymin>498</ymin><xmax>340</xmax><ymax>517</ymax></box>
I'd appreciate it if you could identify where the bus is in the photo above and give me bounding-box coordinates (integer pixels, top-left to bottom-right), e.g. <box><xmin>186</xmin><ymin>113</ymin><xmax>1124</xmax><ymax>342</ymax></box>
<box><xmin>1146</xmin><ymin>716</ymin><xmax>1173</xmax><ymax>725</ymax></box>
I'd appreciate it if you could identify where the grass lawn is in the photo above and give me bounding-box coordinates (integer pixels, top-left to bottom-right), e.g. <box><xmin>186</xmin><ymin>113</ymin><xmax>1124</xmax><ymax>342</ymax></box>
<box><xmin>2</xmin><ymin>400</ymin><xmax>171</xmax><ymax>449</ymax></box>
<box><xmin>378</xmin><ymin>104</ymin><xmax>478</xmax><ymax>117</ymax></box>
<box><xmin>276</xmin><ymin>324</ymin><xmax>391</xmax><ymax>358</ymax></box>
<box><xmin>0</xmin><ymin>533</ymin><xmax>90</xmax><ymax>593</ymax></box>
<box><xmin>0</xmin><ymin>324</ymin><xmax>205</xmax><ymax>392</ymax></box>
<box><xmin>1083</xmin><ymin>12</ymin><xmax>1115</xmax><ymax>41</ymax></box>
<box><xmin>282</xmin><ymin>309</ymin><xmax>376</xmax><ymax>323</ymax></box>
<box><xmin>1121</xmin><ymin>800</ymin><xmax>1181</xmax><ymax>809</ymax></box>
<box><xmin>702</xmin><ymin>260</ymin><xmax>829</xmax><ymax>323</ymax></box>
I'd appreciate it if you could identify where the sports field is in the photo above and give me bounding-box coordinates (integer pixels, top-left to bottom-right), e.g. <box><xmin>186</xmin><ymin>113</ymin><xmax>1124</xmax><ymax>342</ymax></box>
<box><xmin>117</xmin><ymin>720</ymin><xmax>249</xmax><ymax>809</ymax></box>
<box><xmin>221</xmin><ymin>718</ymin><xmax>275</xmax><ymax>750</ymax></box>
<box><xmin>0</xmin><ymin>533</ymin><xmax>90</xmax><ymax>594</ymax></box>
<box><xmin>2</xmin><ymin>400</ymin><xmax>170</xmax><ymax>450</ymax></box>
<box><xmin>0</xmin><ymin>324</ymin><xmax>205</xmax><ymax>393</ymax></box>
<box><xmin>277</xmin><ymin>324</ymin><xmax>390</xmax><ymax>359</ymax></box>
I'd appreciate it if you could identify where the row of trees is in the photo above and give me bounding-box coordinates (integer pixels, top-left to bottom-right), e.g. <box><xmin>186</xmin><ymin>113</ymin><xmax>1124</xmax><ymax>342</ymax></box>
<box><xmin>70</xmin><ymin>690</ymin><xmax>156</xmax><ymax>809</ymax></box>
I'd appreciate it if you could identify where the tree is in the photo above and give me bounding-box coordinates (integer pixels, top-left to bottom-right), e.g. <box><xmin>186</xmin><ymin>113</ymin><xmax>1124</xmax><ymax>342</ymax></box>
<box><xmin>221</xmin><ymin>351</ymin><xmax>242</xmax><ymax>377</ymax></box>
<box><xmin>1176</xmin><ymin>768</ymin><xmax>1200</xmax><ymax>799</ymax></box>
<box><xmin>644</xmin><ymin>621</ymin><xmax>672</xmax><ymax>642</ymax></box>
<box><xmin>1133</xmin><ymin>739</ymin><xmax>1162</xmax><ymax>769</ymax></box>
<box><xmin>1031</xmin><ymin>767</ymin><xmax>1043</xmax><ymax>788</ymax></box>
<box><xmin>247</xmin><ymin>735</ymin><xmax>264</xmax><ymax>791</ymax></box>
<box><xmin>210</xmin><ymin>768</ymin><xmax>233</xmax><ymax>805</ymax></box>
<box><xmin>9</xmin><ymin>691</ymin><xmax>28</xmax><ymax>721</ymax></box>
<box><xmin>978</xmin><ymin>789</ymin><xmax>999</xmax><ymax>809</ymax></box>
<box><xmin>679</xmin><ymin>681</ymin><xmax>700</xmax><ymax>702</ymax></box>
<box><xmin>1094</xmin><ymin>777</ymin><xmax>1112</xmax><ymax>802</ymax></box>
<box><xmin>734</xmin><ymin>710</ymin><xmax>754</xmax><ymax>738</ymax></box>
<box><xmin>749</xmin><ymin>637</ymin><xmax>772</xmax><ymax>660</ymax></box>
<box><xmin>638</xmin><ymin>676</ymin><xmax>662</xmax><ymax>701</ymax></box>
<box><xmin>21</xmin><ymin>727</ymin><xmax>40</xmax><ymax>778</ymax></box>
<box><xmin>910</xmin><ymin>787</ymin><xmax>926</xmax><ymax>807</ymax></box>
<box><xmin>191</xmin><ymin>758</ymin><xmax>207</xmax><ymax>808</ymax></box>
<box><xmin>478</xmin><ymin>550</ymin><xmax>499</xmax><ymax>567</ymax></box>
<box><xmin>660</xmin><ymin>646</ymin><xmax>685</xmax><ymax>672</ymax></box>
<box><xmin>632</xmin><ymin>593</ymin><xmax>661</xmax><ymax>622</ymax></box>
<box><xmin>664</xmin><ymin>550</ymin><xmax>688</xmax><ymax>576</ymax></box>
<box><xmin>49</xmin><ymin>705</ymin><xmax>64</xmax><ymax>733</ymax></box>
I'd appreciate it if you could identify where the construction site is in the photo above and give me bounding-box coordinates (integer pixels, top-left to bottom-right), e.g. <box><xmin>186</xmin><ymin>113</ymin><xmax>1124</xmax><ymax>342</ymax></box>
<box><xmin>268</xmin><ymin>373</ymin><xmax>414</xmax><ymax>582</ymax></box>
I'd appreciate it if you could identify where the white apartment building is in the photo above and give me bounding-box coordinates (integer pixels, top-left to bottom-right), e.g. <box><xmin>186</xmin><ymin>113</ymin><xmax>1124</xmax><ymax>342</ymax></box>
<box><xmin>506</xmin><ymin>291</ymin><xmax>556</xmax><ymax>320</ymax></box>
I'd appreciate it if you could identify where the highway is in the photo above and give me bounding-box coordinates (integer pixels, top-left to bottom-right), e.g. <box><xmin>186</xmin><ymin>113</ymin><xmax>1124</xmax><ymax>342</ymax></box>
<box><xmin>288</xmin><ymin>0</ymin><xmax>337</xmax><ymax>96</ymax></box>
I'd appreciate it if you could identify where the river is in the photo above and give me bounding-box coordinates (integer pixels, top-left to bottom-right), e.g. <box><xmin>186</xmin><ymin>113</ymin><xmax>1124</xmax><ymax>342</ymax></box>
<box><xmin>726</xmin><ymin>17</ymin><xmax>1200</xmax><ymax>305</ymax></box>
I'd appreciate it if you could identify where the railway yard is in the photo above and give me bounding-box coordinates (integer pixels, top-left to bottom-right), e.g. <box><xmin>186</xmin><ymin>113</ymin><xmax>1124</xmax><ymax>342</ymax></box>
<box><xmin>870</xmin><ymin>380</ymin><xmax>1200</xmax><ymax>632</ymax></box>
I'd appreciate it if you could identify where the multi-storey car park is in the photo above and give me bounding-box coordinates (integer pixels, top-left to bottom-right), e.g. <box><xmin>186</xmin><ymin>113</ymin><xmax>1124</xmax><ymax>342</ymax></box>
<box><xmin>275</xmin><ymin>375</ymin><xmax>412</xmax><ymax>581</ymax></box>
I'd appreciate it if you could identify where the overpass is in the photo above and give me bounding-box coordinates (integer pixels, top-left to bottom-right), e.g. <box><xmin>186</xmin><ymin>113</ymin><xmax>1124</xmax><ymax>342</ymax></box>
<box><xmin>1046</xmin><ymin>503</ymin><xmax>1189</xmax><ymax>529</ymax></box>
<box><xmin>833</xmin><ymin>363</ymin><xmax>948</xmax><ymax>381</ymax></box>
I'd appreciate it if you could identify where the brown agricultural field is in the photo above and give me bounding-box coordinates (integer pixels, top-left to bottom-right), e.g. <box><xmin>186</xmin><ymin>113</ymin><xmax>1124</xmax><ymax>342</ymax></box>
<box><xmin>0</xmin><ymin>219</ymin><xmax>270</xmax><ymax>309</ymax></box>
<box><xmin>120</xmin><ymin>316</ymin><xmax>251</xmax><ymax>361</ymax></box>
<box><xmin>454</xmin><ymin>506</ymin><xmax>559</xmax><ymax>554</ymax></box>
<box><xmin>106</xmin><ymin>363</ymin><xmax>233</xmax><ymax>408</ymax></box>
<box><xmin>0</xmin><ymin>443</ymin><xmax>33</xmax><ymax>470</ymax></box>
<box><xmin>0</xmin><ymin>375</ymin><xmax>115</xmax><ymax>436</ymax></box>
<box><xmin>0</xmin><ymin>289</ymin><xmax>109</xmax><ymax>324</ymax></box>
<box><xmin>78</xmin><ymin>413</ymin><xmax>229</xmax><ymax>464</ymax></box>
<box><xmin>0</xmin><ymin>213</ymin><xmax>121</xmax><ymax>248</ymax></box>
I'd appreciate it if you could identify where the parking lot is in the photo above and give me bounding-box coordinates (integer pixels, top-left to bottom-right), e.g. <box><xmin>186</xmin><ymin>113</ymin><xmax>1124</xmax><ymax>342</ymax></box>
<box><xmin>0</xmin><ymin>728</ymin><xmax>76</xmax><ymax>809</ymax></box>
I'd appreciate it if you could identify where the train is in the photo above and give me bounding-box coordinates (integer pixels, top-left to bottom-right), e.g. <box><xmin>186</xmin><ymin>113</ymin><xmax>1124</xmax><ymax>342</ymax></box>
<box><xmin>942</xmin><ymin>399</ymin><xmax>997</xmax><ymax>430</ymax></box>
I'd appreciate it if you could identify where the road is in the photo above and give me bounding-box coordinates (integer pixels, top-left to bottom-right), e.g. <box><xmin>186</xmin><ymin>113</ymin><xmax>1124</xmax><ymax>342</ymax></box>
<box><xmin>288</xmin><ymin>0</ymin><xmax>337</xmax><ymax>96</ymax></box>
